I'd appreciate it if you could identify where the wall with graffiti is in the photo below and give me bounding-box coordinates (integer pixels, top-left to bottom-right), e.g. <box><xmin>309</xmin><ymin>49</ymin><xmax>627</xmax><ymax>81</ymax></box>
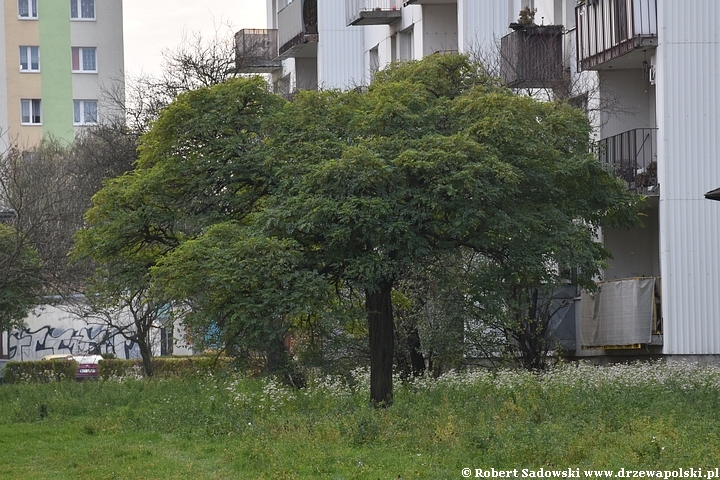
<box><xmin>1</xmin><ymin>304</ymin><xmax>193</xmax><ymax>361</ymax></box>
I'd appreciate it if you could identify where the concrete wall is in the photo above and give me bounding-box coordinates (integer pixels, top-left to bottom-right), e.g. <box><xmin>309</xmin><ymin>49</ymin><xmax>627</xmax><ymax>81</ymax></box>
<box><xmin>604</xmin><ymin>199</ymin><xmax>660</xmax><ymax>280</ymax></box>
<box><xmin>420</xmin><ymin>4</ymin><xmax>457</xmax><ymax>56</ymax></box>
<box><xmin>599</xmin><ymin>68</ymin><xmax>656</xmax><ymax>137</ymax></box>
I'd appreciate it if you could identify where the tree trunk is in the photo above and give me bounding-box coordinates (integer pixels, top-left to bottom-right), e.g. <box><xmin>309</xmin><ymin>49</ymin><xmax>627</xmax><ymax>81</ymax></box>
<box><xmin>136</xmin><ymin>322</ymin><xmax>154</xmax><ymax>377</ymax></box>
<box><xmin>366</xmin><ymin>280</ymin><xmax>394</xmax><ymax>407</ymax></box>
<box><xmin>516</xmin><ymin>287</ymin><xmax>547</xmax><ymax>371</ymax></box>
<box><xmin>137</xmin><ymin>335</ymin><xmax>154</xmax><ymax>377</ymax></box>
<box><xmin>407</xmin><ymin>327</ymin><xmax>425</xmax><ymax>377</ymax></box>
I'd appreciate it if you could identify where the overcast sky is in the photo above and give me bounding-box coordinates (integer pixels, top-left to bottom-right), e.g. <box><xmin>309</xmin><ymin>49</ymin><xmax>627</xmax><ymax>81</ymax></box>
<box><xmin>123</xmin><ymin>0</ymin><xmax>267</xmax><ymax>77</ymax></box>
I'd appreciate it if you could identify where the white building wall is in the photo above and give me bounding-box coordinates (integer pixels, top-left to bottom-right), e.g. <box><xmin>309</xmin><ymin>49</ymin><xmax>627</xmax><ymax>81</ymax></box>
<box><xmin>420</xmin><ymin>4</ymin><xmax>458</xmax><ymax>56</ymax></box>
<box><xmin>318</xmin><ymin>0</ymin><xmax>365</xmax><ymax>89</ymax></box>
<box><xmin>598</xmin><ymin>69</ymin><xmax>655</xmax><ymax>137</ymax></box>
<box><xmin>657</xmin><ymin>0</ymin><xmax>720</xmax><ymax>354</ymax></box>
<box><xmin>458</xmin><ymin>0</ymin><xmax>514</xmax><ymax>55</ymax></box>
<box><xmin>7</xmin><ymin>304</ymin><xmax>141</xmax><ymax>361</ymax></box>
<box><xmin>6</xmin><ymin>303</ymin><xmax>190</xmax><ymax>361</ymax></box>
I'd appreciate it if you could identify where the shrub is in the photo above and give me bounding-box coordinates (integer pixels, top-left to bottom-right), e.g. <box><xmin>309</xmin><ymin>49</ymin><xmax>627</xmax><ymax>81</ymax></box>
<box><xmin>98</xmin><ymin>356</ymin><xmax>235</xmax><ymax>379</ymax></box>
<box><xmin>3</xmin><ymin>360</ymin><xmax>77</xmax><ymax>384</ymax></box>
<box><xmin>98</xmin><ymin>358</ymin><xmax>143</xmax><ymax>379</ymax></box>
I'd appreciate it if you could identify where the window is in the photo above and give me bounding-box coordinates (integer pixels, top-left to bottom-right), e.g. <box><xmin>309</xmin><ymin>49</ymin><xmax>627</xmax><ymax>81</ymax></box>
<box><xmin>21</xmin><ymin>99</ymin><xmax>41</xmax><ymax>124</ymax></box>
<box><xmin>70</xmin><ymin>0</ymin><xmax>94</xmax><ymax>19</ymax></box>
<box><xmin>73</xmin><ymin>100</ymin><xmax>98</xmax><ymax>125</ymax></box>
<box><xmin>19</xmin><ymin>46</ymin><xmax>40</xmax><ymax>71</ymax></box>
<box><xmin>71</xmin><ymin>47</ymin><xmax>97</xmax><ymax>72</ymax></box>
<box><xmin>18</xmin><ymin>0</ymin><xmax>38</xmax><ymax>18</ymax></box>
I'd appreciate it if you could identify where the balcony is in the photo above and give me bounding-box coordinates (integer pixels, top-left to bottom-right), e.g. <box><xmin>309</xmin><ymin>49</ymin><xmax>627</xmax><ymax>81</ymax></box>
<box><xmin>0</xmin><ymin>206</ymin><xmax>17</xmax><ymax>223</ymax></box>
<box><xmin>596</xmin><ymin>128</ymin><xmax>658</xmax><ymax>194</ymax></box>
<box><xmin>347</xmin><ymin>0</ymin><xmax>402</xmax><ymax>26</ymax></box>
<box><xmin>500</xmin><ymin>25</ymin><xmax>565</xmax><ymax>89</ymax></box>
<box><xmin>576</xmin><ymin>0</ymin><xmax>657</xmax><ymax>71</ymax></box>
<box><xmin>234</xmin><ymin>29</ymin><xmax>281</xmax><ymax>73</ymax></box>
<box><xmin>278</xmin><ymin>0</ymin><xmax>318</xmax><ymax>59</ymax></box>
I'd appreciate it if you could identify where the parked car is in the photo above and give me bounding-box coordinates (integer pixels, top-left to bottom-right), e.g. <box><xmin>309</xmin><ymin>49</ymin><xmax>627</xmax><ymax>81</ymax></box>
<box><xmin>41</xmin><ymin>353</ymin><xmax>102</xmax><ymax>380</ymax></box>
<box><xmin>41</xmin><ymin>354</ymin><xmax>74</xmax><ymax>361</ymax></box>
<box><xmin>73</xmin><ymin>355</ymin><xmax>103</xmax><ymax>380</ymax></box>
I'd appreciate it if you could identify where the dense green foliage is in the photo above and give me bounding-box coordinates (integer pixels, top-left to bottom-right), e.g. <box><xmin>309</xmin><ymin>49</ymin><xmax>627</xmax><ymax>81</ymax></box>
<box><xmin>2</xmin><ymin>362</ymin><xmax>720</xmax><ymax>478</ymax></box>
<box><xmin>74</xmin><ymin>55</ymin><xmax>641</xmax><ymax>404</ymax></box>
<box><xmin>2</xmin><ymin>359</ymin><xmax>77</xmax><ymax>383</ymax></box>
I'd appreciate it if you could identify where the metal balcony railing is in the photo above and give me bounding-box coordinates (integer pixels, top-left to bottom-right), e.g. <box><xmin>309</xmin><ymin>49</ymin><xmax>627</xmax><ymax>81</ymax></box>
<box><xmin>576</xmin><ymin>0</ymin><xmax>657</xmax><ymax>70</ymax></box>
<box><xmin>500</xmin><ymin>25</ymin><xmax>565</xmax><ymax>89</ymax></box>
<box><xmin>596</xmin><ymin>128</ymin><xmax>658</xmax><ymax>194</ymax></box>
<box><xmin>234</xmin><ymin>29</ymin><xmax>281</xmax><ymax>73</ymax></box>
<box><xmin>0</xmin><ymin>206</ymin><xmax>17</xmax><ymax>223</ymax></box>
<box><xmin>346</xmin><ymin>0</ymin><xmax>402</xmax><ymax>26</ymax></box>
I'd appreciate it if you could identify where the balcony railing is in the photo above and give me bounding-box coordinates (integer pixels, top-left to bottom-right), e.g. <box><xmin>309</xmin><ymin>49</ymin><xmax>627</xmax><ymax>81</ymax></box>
<box><xmin>596</xmin><ymin>128</ymin><xmax>658</xmax><ymax>194</ymax></box>
<box><xmin>278</xmin><ymin>0</ymin><xmax>318</xmax><ymax>58</ymax></box>
<box><xmin>0</xmin><ymin>206</ymin><xmax>17</xmax><ymax>223</ymax></box>
<box><xmin>500</xmin><ymin>25</ymin><xmax>565</xmax><ymax>89</ymax></box>
<box><xmin>576</xmin><ymin>0</ymin><xmax>657</xmax><ymax>70</ymax></box>
<box><xmin>234</xmin><ymin>29</ymin><xmax>281</xmax><ymax>73</ymax></box>
<box><xmin>346</xmin><ymin>0</ymin><xmax>402</xmax><ymax>26</ymax></box>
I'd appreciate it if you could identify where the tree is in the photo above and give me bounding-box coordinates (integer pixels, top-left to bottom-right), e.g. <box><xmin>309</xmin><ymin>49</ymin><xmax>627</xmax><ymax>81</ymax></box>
<box><xmin>0</xmin><ymin>130</ymin><xmax>136</xmax><ymax>299</ymax></box>
<box><xmin>73</xmin><ymin>77</ymin><xmax>284</xmax><ymax>376</ymax></box>
<box><xmin>0</xmin><ymin>223</ymin><xmax>42</xmax><ymax>331</ymax></box>
<box><xmin>80</xmin><ymin>55</ymin><xmax>640</xmax><ymax>404</ymax></box>
<box><xmin>257</xmin><ymin>55</ymin><xmax>639</xmax><ymax>403</ymax></box>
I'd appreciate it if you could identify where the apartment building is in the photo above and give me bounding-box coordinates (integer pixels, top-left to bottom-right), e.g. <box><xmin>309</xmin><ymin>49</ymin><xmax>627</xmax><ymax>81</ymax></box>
<box><xmin>236</xmin><ymin>0</ymin><xmax>720</xmax><ymax>360</ymax></box>
<box><xmin>0</xmin><ymin>0</ymin><xmax>125</xmax><ymax>147</ymax></box>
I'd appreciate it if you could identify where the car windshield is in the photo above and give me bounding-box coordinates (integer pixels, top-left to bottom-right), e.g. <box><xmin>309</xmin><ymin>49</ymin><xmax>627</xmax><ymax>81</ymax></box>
<box><xmin>73</xmin><ymin>355</ymin><xmax>103</xmax><ymax>364</ymax></box>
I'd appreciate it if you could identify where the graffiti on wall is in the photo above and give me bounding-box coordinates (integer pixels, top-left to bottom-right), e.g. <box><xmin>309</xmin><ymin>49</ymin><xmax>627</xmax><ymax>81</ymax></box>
<box><xmin>8</xmin><ymin>325</ymin><xmax>141</xmax><ymax>361</ymax></box>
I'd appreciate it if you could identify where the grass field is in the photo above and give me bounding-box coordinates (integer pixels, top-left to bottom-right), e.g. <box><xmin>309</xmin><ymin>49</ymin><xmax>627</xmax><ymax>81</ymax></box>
<box><xmin>2</xmin><ymin>361</ymin><xmax>720</xmax><ymax>479</ymax></box>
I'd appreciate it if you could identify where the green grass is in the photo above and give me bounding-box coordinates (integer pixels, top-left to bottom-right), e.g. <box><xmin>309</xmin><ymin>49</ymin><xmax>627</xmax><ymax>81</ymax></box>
<box><xmin>3</xmin><ymin>362</ymin><xmax>720</xmax><ymax>479</ymax></box>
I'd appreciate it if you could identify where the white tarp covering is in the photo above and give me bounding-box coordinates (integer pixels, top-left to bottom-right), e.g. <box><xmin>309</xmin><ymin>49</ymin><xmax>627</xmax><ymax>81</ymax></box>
<box><xmin>580</xmin><ymin>278</ymin><xmax>656</xmax><ymax>348</ymax></box>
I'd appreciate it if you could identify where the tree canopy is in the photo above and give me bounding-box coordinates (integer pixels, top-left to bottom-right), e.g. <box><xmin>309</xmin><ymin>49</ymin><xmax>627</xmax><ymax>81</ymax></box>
<box><xmin>75</xmin><ymin>54</ymin><xmax>641</xmax><ymax>405</ymax></box>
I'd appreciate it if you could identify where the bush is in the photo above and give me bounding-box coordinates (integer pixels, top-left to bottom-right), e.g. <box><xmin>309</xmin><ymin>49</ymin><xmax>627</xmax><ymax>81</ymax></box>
<box><xmin>98</xmin><ymin>356</ymin><xmax>235</xmax><ymax>379</ymax></box>
<box><xmin>98</xmin><ymin>358</ymin><xmax>143</xmax><ymax>379</ymax></box>
<box><xmin>3</xmin><ymin>360</ymin><xmax>77</xmax><ymax>384</ymax></box>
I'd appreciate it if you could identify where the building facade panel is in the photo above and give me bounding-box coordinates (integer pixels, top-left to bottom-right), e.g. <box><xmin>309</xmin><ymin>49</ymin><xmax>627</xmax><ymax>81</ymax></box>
<box><xmin>657</xmin><ymin>0</ymin><xmax>720</xmax><ymax>354</ymax></box>
<box><xmin>39</xmin><ymin>0</ymin><xmax>73</xmax><ymax>141</ymax></box>
<box><xmin>459</xmin><ymin>0</ymin><xmax>514</xmax><ymax>55</ymax></box>
<box><xmin>318</xmin><ymin>0</ymin><xmax>364</xmax><ymax>89</ymax></box>
<box><xmin>5</xmin><ymin>0</ymin><xmax>42</xmax><ymax>145</ymax></box>
<box><xmin>71</xmin><ymin>0</ymin><xmax>125</xmax><ymax>127</ymax></box>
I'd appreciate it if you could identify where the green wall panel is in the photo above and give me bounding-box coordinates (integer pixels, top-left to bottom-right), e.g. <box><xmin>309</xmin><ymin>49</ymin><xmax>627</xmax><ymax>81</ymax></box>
<box><xmin>39</xmin><ymin>0</ymin><xmax>74</xmax><ymax>142</ymax></box>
